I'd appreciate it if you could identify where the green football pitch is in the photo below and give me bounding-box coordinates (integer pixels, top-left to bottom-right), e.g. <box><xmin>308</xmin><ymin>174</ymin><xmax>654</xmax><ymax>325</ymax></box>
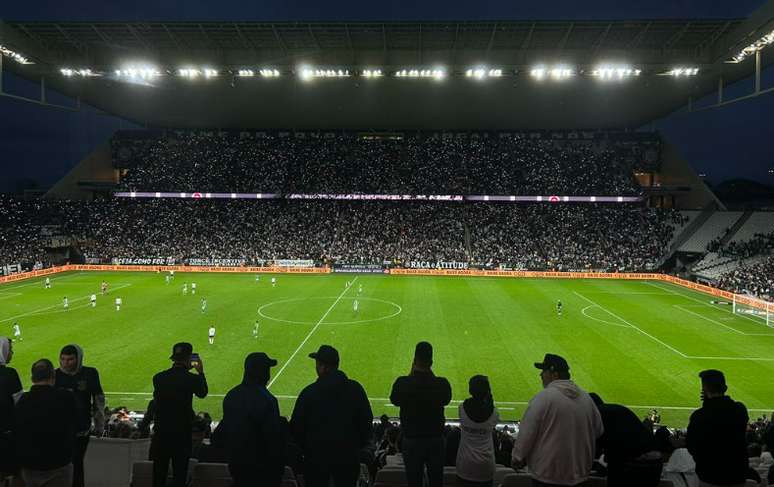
<box><xmin>2</xmin><ymin>271</ymin><xmax>773</xmax><ymax>426</ymax></box>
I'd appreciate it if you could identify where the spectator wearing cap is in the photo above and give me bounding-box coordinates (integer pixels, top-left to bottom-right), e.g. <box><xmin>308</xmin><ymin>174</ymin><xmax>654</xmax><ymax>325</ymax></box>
<box><xmin>389</xmin><ymin>341</ymin><xmax>452</xmax><ymax>487</ymax></box>
<box><xmin>290</xmin><ymin>345</ymin><xmax>373</xmax><ymax>487</ymax></box>
<box><xmin>218</xmin><ymin>352</ymin><xmax>285</xmax><ymax>487</ymax></box>
<box><xmin>13</xmin><ymin>359</ymin><xmax>78</xmax><ymax>487</ymax></box>
<box><xmin>55</xmin><ymin>344</ymin><xmax>106</xmax><ymax>487</ymax></box>
<box><xmin>151</xmin><ymin>343</ymin><xmax>208</xmax><ymax>487</ymax></box>
<box><xmin>0</xmin><ymin>337</ymin><xmax>23</xmax><ymax>475</ymax></box>
<box><xmin>511</xmin><ymin>353</ymin><xmax>603</xmax><ymax>487</ymax></box>
<box><xmin>456</xmin><ymin>375</ymin><xmax>500</xmax><ymax>487</ymax></box>
<box><xmin>687</xmin><ymin>370</ymin><xmax>748</xmax><ymax>487</ymax></box>
<box><xmin>588</xmin><ymin>393</ymin><xmax>661</xmax><ymax>487</ymax></box>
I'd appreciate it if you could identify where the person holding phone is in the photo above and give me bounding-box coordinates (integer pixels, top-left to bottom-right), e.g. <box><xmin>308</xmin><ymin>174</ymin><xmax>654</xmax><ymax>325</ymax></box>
<box><xmin>151</xmin><ymin>343</ymin><xmax>208</xmax><ymax>487</ymax></box>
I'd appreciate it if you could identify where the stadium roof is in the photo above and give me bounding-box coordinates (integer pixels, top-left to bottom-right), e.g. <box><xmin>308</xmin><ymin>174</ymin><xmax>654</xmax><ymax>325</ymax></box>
<box><xmin>1</xmin><ymin>6</ymin><xmax>773</xmax><ymax>129</ymax></box>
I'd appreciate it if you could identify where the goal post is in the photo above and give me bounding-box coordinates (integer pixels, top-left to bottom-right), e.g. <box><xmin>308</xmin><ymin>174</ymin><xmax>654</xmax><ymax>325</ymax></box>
<box><xmin>733</xmin><ymin>294</ymin><xmax>773</xmax><ymax>327</ymax></box>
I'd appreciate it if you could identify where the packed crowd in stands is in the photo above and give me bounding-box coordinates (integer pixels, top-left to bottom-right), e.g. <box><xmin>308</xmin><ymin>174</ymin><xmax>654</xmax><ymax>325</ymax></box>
<box><xmin>2</xmin><ymin>337</ymin><xmax>771</xmax><ymax>487</ymax></box>
<box><xmin>112</xmin><ymin>132</ymin><xmax>645</xmax><ymax>196</ymax></box>
<box><xmin>717</xmin><ymin>256</ymin><xmax>774</xmax><ymax>301</ymax></box>
<box><xmin>0</xmin><ymin>197</ymin><xmax>682</xmax><ymax>272</ymax></box>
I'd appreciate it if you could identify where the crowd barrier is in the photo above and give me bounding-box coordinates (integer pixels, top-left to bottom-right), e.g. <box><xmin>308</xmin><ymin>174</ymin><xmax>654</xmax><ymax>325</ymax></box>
<box><xmin>1</xmin><ymin>264</ymin><xmax>770</xmax><ymax>311</ymax></box>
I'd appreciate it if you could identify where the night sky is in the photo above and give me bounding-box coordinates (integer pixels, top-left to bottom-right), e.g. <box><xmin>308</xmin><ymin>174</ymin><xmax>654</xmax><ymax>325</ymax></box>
<box><xmin>1</xmin><ymin>0</ymin><xmax>773</xmax><ymax>192</ymax></box>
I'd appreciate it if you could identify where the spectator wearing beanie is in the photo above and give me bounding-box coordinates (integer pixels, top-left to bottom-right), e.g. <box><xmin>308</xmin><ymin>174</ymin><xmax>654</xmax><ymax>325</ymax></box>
<box><xmin>390</xmin><ymin>341</ymin><xmax>452</xmax><ymax>487</ymax></box>
<box><xmin>14</xmin><ymin>359</ymin><xmax>78</xmax><ymax>487</ymax></box>
<box><xmin>291</xmin><ymin>345</ymin><xmax>373</xmax><ymax>487</ymax></box>
<box><xmin>219</xmin><ymin>352</ymin><xmax>285</xmax><ymax>487</ymax></box>
<box><xmin>687</xmin><ymin>369</ymin><xmax>748</xmax><ymax>487</ymax></box>
<box><xmin>456</xmin><ymin>375</ymin><xmax>500</xmax><ymax>487</ymax></box>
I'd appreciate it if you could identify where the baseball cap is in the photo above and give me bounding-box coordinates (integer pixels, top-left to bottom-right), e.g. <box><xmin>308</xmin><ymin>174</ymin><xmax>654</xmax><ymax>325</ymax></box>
<box><xmin>170</xmin><ymin>342</ymin><xmax>193</xmax><ymax>361</ymax></box>
<box><xmin>533</xmin><ymin>353</ymin><xmax>570</xmax><ymax>373</ymax></box>
<box><xmin>309</xmin><ymin>345</ymin><xmax>339</xmax><ymax>366</ymax></box>
<box><xmin>244</xmin><ymin>352</ymin><xmax>278</xmax><ymax>371</ymax></box>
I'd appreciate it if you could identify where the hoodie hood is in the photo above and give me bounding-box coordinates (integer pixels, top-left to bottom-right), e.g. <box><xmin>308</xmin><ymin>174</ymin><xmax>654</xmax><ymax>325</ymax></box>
<box><xmin>548</xmin><ymin>379</ymin><xmax>581</xmax><ymax>399</ymax></box>
<box><xmin>61</xmin><ymin>343</ymin><xmax>84</xmax><ymax>375</ymax></box>
<box><xmin>0</xmin><ymin>337</ymin><xmax>10</xmax><ymax>365</ymax></box>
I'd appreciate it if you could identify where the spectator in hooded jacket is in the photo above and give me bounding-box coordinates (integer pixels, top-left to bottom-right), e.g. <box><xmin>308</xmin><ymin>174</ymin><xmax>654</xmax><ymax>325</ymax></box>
<box><xmin>290</xmin><ymin>345</ymin><xmax>373</xmax><ymax>487</ymax></box>
<box><xmin>456</xmin><ymin>375</ymin><xmax>500</xmax><ymax>487</ymax></box>
<box><xmin>687</xmin><ymin>370</ymin><xmax>748</xmax><ymax>487</ymax></box>
<box><xmin>511</xmin><ymin>353</ymin><xmax>603</xmax><ymax>487</ymax></box>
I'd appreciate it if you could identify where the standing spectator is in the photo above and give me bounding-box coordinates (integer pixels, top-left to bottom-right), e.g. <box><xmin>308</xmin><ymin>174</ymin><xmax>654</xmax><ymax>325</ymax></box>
<box><xmin>13</xmin><ymin>359</ymin><xmax>78</xmax><ymax>487</ymax></box>
<box><xmin>219</xmin><ymin>352</ymin><xmax>285</xmax><ymax>487</ymax></box>
<box><xmin>589</xmin><ymin>393</ymin><xmax>661</xmax><ymax>487</ymax></box>
<box><xmin>511</xmin><ymin>353</ymin><xmax>603</xmax><ymax>487</ymax></box>
<box><xmin>151</xmin><ymin>343</ymin><xmax>208</xmax><ymax>487</ymax></box>
<box><xmin>687</xmin><ymin>370</ymin><xmax>748</xmax><ymax>487</ymax></box>
<box><xmin>456</xmin><ymin>375</ymin><xmax>500</xmax><ymax>487</ymax></box>
<box><xmin>290</xmin><ymin>345</ymin><xmax>373</xmax><ymax>487</ymax></box>
<box><xmin>389</xmin><ymin>341</ymin><xmax>452</xmax><ymax>487</ymax></box>
<box><xmin>55</xmin><ymin>344</ymin><xmax>106</xmax><ymax>487</ymax></box>
<box><xmin>0</xmin><ymin>337</ymin><xmax>23</xmax><ymax>475</ymax></box>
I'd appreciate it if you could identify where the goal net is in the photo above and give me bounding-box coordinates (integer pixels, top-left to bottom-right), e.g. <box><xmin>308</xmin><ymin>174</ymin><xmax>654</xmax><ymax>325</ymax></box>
<box><xmin>733</xmin><ymin>294</ymin><xmax>773</xmax><ymax>327</ymax></box>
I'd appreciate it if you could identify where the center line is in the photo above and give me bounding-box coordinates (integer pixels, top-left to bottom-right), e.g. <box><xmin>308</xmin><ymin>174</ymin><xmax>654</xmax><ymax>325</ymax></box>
<box><xmin>267</xmin><ymin>277</ymin><xmax>358</xmax><ymax>389</ymax></box>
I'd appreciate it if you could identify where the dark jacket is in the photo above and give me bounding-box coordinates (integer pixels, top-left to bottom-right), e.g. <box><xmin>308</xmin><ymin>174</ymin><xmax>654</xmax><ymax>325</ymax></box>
<box><xmin>14</xmin><ymin>385</ymin><xmax>78</xmax><ymax>471</ymax></box>
<box><xmin>152</xmin><ymin>365</ymin><xmax>208</xmax><ymax>434</ymax></box>
<box><xmin>0</xmin><ymin>365</ymin><xmax>22</xmax><ymax>432</ymax></box>
<box><xmin>596</xmin><ymin>403</ymin><xmax>656</xmax><ymax>465</ymax></box>
<box><xmin>220</xmin><ymin>382</ymin><xmax>285</xmax><ymax>475</ymax></box>
<box><xmin>55</xmin><ymin>365</ymin><xmax>104</xmax><ymax>433</ymax></box>
<box><xmin>687</xmin><ymin>395</ymin><xmax>748</xmax><ymax>485</ymax></box>
<box><xmin>290</xmin><ymin>369</ymin><xmax>373</xmax><ymax>465</ymax></box>
<box><xmin>390</xmin><ymin>370</ymin><xmax>452</xmax><ymax>438</ymax></box>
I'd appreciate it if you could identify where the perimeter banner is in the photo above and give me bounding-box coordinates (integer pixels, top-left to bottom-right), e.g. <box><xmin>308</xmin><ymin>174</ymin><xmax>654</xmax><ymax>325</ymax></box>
<box><xmin>333</xmin><ymin>264</ymin><xmax>387</xmax><ymax>274</ymax></box>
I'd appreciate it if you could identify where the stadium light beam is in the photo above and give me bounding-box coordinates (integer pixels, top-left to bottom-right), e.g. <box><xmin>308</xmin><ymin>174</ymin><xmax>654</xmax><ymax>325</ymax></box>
<box><xmin>237</xmin><ymin>69</ymin><xmax>255</xmax><ymax>77</ymax></box>
<box><xmin>361</xmin><ymin>69</ymin><xmax>383</xmax><ymax>78</ymax></box>
<box><xmin>0</xmin><ymin>45</ymin><xmax>34</xmax><ymax>65</ymax></box>
<box><xmin>259</xmin><ymin>69</ymin><xmax>280</xmax><ymax>77</ymax></box>
<box><xmin>530</xmin><ymin>65</ymin><xmax>573</xmax><ymax>81</ymax></box>
<box><xmin>395</xmin><ymin>68</ymin><xmax>445</xmax><ymax>80</ymax></box>
<box><xmin>115</xmin><ymin>65</ymin><xmax>161</xmax><ymax>80</ymax></box>
<box><xmin>662</xmin><ymin>67</ymin><xmax>700</xmax><ymax>77</ymax></box>
<box><xmin>465</xmin><ymin>67</ymin><xmax>503</xmax><ymax>79</ymax></box>
<box><xmin>592</xmin><ymin>65</ymin><xmax>641</xmax><ymax>80</ymax></box>
<box><xmin>60</xmin><ymin>68</ymin><xmax>98</xmax><ymax>77</ymax></box>
<box><xmin>299</xmin><ymin>67</ymin><xmax>350</xmax><ymax>80</ymax></box>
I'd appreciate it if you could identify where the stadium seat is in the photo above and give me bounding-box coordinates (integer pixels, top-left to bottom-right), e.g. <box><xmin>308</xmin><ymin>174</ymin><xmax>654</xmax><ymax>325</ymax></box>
<box><xmin>375</xmin><ymin>467</ymin><xmax>409</xmax><ymax>486</ymax></box>
<box><xmin>494</xmin><ymin>466</ymin><xmax>515</xmax><ymax>485</ymax></box>
<box><xmin>192</xmin><ymin>462</ymin><xmax>231</xmax><ymax>487</ymax></box>
<box><xmin>501</xmin><ymin>473</ymin><xmax>532</xmax><ymax>487</ymax></box>
<box><xmin>87</xmin><ymin>437</ymin><xmax>151</xmax><ymax>487</ymax></box>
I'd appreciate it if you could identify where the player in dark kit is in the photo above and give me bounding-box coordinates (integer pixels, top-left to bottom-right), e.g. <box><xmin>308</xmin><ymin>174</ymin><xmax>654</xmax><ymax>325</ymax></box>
<box><xmin>556</xmin><ymin>300</ymin><xmax>563</xmax><ymax>316</ymax></box>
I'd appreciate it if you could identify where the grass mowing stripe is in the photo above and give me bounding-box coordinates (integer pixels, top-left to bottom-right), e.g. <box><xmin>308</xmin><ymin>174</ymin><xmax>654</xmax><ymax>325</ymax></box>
<box><xmin>267</xmin><ymin>277</ymin><xmax>358</xmax><ymax>389</ymax></box>
<box><xmin>0</xmin><ymin>283</ymin><xmax>133</xmax><ymax>324</ymax></box>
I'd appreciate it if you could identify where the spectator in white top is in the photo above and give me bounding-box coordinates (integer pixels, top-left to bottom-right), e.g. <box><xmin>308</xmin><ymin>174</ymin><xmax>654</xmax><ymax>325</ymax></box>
<box><xmin>511</xmin><ymin>353</ymin><xmax>603</xmax><ymax>487</ymax></box>
<box><xmin>456</xmin><ymin>375</ymin><xmax>500</xmax><ymax>487</ymax></box>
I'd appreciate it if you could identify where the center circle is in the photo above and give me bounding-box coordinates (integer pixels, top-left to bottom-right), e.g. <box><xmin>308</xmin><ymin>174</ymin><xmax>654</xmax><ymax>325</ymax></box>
<box><xmin>258</xmin><ymin>296</ymin><xmax>402</xmax><ymax>325</ymax></box>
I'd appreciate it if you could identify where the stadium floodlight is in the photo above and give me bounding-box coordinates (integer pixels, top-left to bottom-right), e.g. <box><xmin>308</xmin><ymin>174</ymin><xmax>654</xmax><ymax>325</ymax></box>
<box><xmin>465</xmin><ymin>67</ymin><xmax>503</xmax><ymax>79</ymax></box>
<box><xmin>237</xmin><ymin>69</ymin><xmax>255</xmax><ymax>77</ymax></box>
<box><xmin>361</xmin><ymin>69</ymin><xmax>383</xmax><ymax>78</ymax></box>
<box><xmin>259</xmin><ymin>69</ymin><xmax>280</xmax><ymax>77</ymax></box>
<box><xmin>530</xmin><ymin>65</ymin><xmax>573</xmax><ymax>81</ymax></box>
<box><xmin>591</xmin><ymin>65</ymin><xmax>642</xmax><ymax>80</ymax></box>
<box><xmin>395</xmin><ymin>68</ymin><xmax>445</xmax><ymax>80</ymax></box>
<box><xmin>204</xmin><ymin>68</ymin><xmax>219</xmax><ymax>78</ymax></box>
<box><xmin>115</xmin><ymin>66</ymin><xmax>161</xmax><ymax>80</ymax></box>
<box><xmin>299</xmin><ymin>67</ymin><xmax>350</xmax><ymax>79</ymax></box>
<box><xmin>0</xmin><ymin>45</ymin><xmax>34</xmax><ymax>65</ymax></box>
<box><xmin>178</xmin><ymin>68</ymin><xmax>202</xmax><ymax>78</ymax></box>
<box><xmin>663</xmin><ymin>67</ymin><xmax>700</xmax><ymax>77</ymax></box>
<box><xmin>60</xmin><ymin>68</ymin><xmax>98</xmax><ymax>77</ymax></box>
<box><xmin>727</xmin><ymin>28</ymin><xmax>774</xmax><ymax>63</ymax></box>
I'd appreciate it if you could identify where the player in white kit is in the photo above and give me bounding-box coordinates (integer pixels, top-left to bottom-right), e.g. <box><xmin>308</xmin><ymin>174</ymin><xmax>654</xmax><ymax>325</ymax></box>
<box><xmin>182</xmin><ymin>283</ymin><xmax>188</xmax><ymax>295</ymax></box>
<box><xmin>271</xmin><ymin>277</ymin><xmax>276</xmax><ymax>288</ymax></box>
<box><xmin>45</xmin><ymin>277</ymin><xmax>51</xmax><ymax>289</ymax></box>
<box><xmin>208</xmin><ymin>325</ymin><xmax>216</xmax><ymax>345</ymax></box>
<box><xmin>115</xmin><ymin>297</ymin><xmax>122</xmax><ymax>311</ymax></box>
<box><xmin>165</xmin><ymin>275</ymin><xmax>171</xmax><ymax>285</ymax></box>
<box><xmin>201</xmin><ymin>298</ymin><xmax>207</xmax><ymax>314</ymax></box>
<box><xmin>358</xmin><ymin>284</ymin><xmax>363</xmax><ymax>295</ymax></box>
<box><xmin>13</xmin><ymin>322</ymin><xmax>21</xmax><ymax>341</ymax></box>
<box><xmin>353</xmin><ymin>299</ymin><xmax>359</xmax><ymax>314</ymax></box>
<box><xmin>191</xmin><ymin>282</ymin><xmax>197</xmax><ymax>295</ymax></box>
<box><xmin>63</xmin><ymin>296</ymin><xmax>69</xmax><ymax>310</ymax></box>
<box><xmin>90</xmin><ymin>294</ymin><xmax>97</xmax><ymax>308</ymax></box>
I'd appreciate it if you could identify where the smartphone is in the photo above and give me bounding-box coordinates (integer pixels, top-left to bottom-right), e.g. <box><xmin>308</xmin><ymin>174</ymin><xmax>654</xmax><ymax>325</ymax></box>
<box><xmin>191</xmin><ymin>353</ymin><xmax>200</xmax><ymax>367</ymax></box>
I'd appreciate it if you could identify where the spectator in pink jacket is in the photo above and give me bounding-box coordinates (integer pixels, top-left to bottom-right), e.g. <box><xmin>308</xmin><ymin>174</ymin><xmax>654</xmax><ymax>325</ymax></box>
<box><xmin>511</xmin><ymin>354</ymin><xmax>603</xmax><ymax>487</ymax></box>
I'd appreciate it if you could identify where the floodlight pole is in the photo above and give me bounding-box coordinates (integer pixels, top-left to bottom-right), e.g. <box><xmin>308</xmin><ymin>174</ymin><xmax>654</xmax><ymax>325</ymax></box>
<box><xmin>755</xmin><ymin>50</ymin><xmax>761</xmax><ymax>94</ymax></box>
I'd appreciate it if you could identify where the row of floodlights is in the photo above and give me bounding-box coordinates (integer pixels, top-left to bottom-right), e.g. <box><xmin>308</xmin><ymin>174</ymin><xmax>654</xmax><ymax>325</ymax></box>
<box><xmin>60</xmin><ymin>64</ymin><xmax>703</xmax><ymax>81</ymax></box>
<box><xmin>728</xmin><ymin>28</ymin><xmax>774</xmax><ymax>64</ymax></box>
<box><xmin>0</xmin><ymin>45</ymin><xmax>34</xmax><ymax>65</ymax></box>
